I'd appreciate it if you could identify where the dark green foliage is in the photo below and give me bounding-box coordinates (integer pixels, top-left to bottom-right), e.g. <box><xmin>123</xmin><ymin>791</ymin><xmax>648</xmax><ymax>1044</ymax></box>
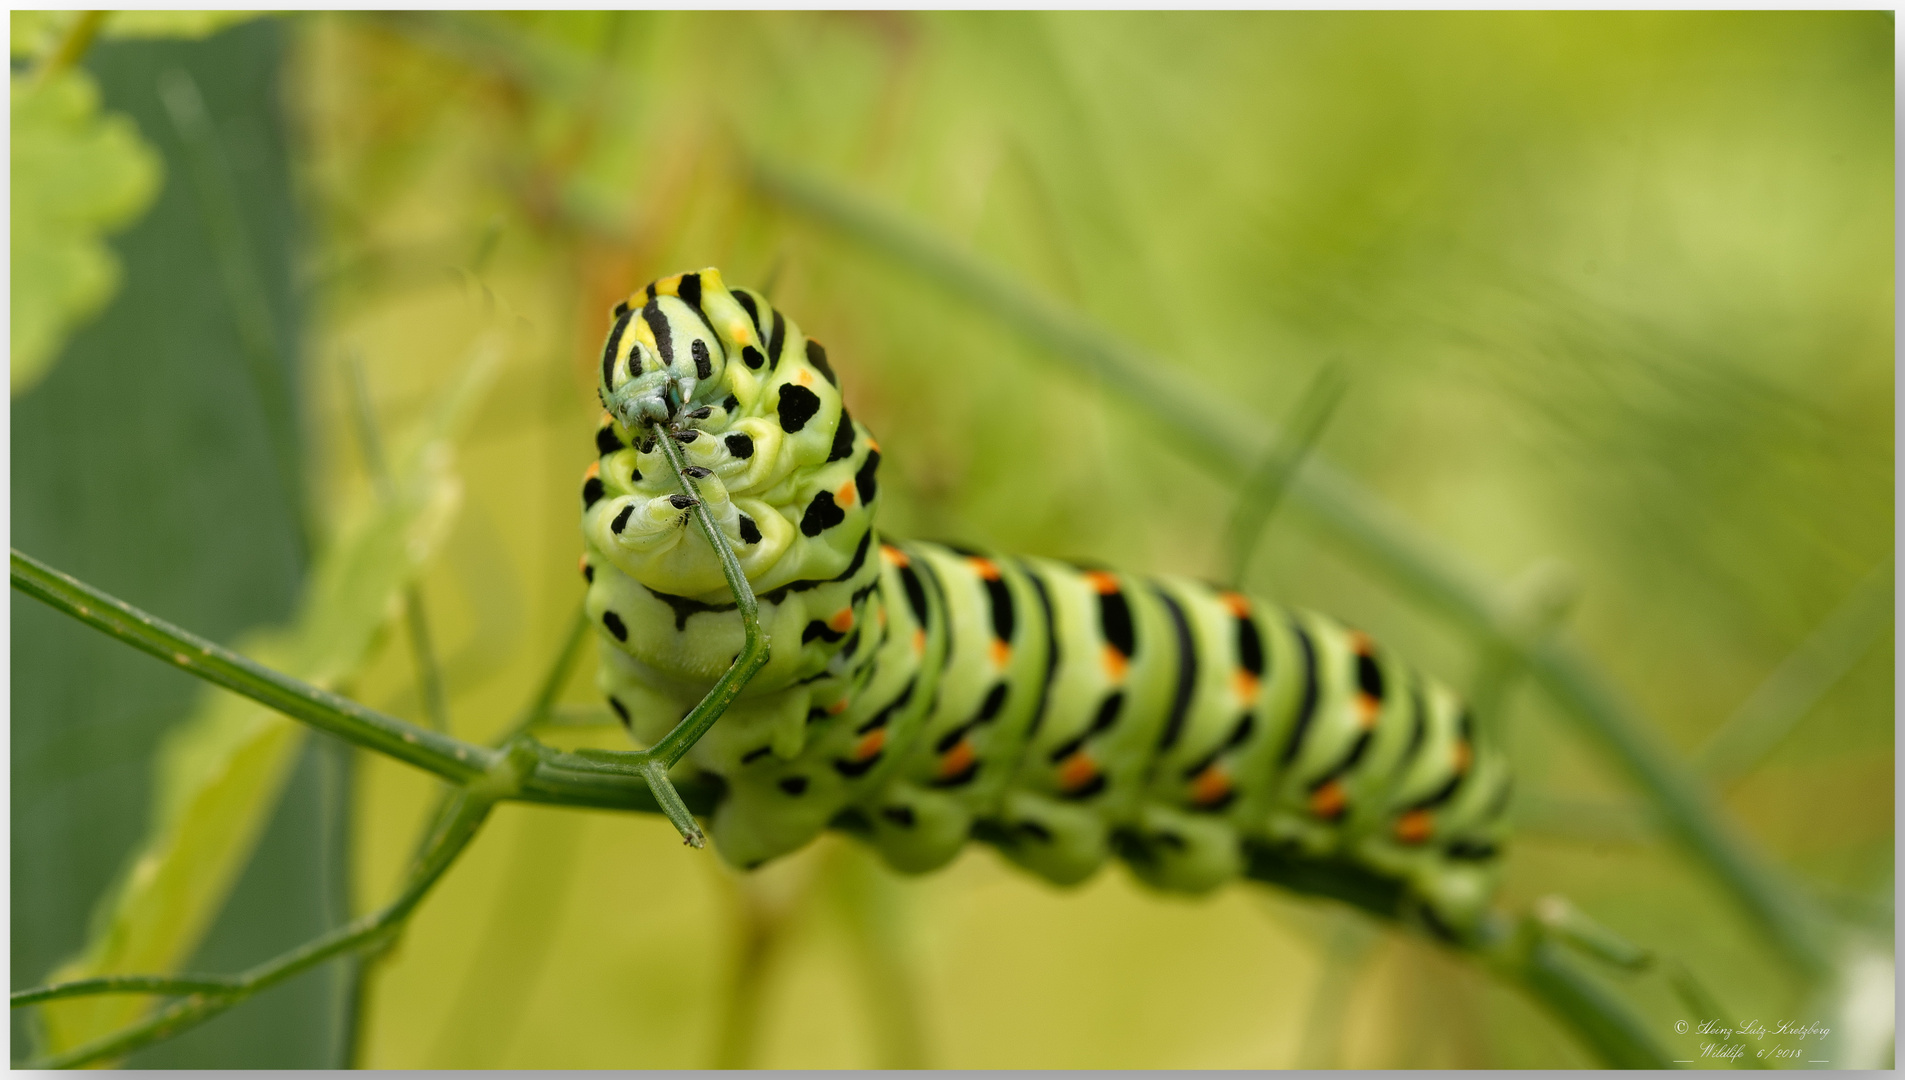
<box><xmin>10</xmin><ymin>19</ymin><xmax>350</xmax><ymax>1068</ymax></box>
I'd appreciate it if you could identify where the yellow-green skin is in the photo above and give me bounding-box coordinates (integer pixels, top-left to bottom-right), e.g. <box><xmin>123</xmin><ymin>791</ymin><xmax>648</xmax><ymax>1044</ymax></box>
<box><xmin>580</xmin><ymin>269</ymin><xmax>1510</xmax><ymax>936</ymax></box>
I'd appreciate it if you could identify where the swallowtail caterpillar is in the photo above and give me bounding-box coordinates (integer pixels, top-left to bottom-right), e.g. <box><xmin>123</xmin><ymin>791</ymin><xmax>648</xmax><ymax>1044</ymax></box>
<box><xmin>579</xmin><ymin>269</ymin><xmax>1511</xmax><ymax>939</ymax></box>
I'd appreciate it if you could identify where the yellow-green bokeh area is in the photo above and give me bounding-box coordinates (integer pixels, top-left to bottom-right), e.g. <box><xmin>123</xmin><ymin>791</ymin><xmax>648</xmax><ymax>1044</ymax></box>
<box><xmin>297</xmin><ymin>12</ymin><xmax>1889</xmax><ymax>1068</ymax></box>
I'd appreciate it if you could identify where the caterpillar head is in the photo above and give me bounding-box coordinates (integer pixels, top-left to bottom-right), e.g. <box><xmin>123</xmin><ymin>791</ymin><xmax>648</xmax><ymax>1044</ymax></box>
<box><xmin>599</xmin><ymin>275</ymin><xmax>734</xmax><ymax>429</ymax></box>
<box><xmin>582</xmin><ymin>269</ymin><xmax>875</xmax><ymax>601</ymax></box>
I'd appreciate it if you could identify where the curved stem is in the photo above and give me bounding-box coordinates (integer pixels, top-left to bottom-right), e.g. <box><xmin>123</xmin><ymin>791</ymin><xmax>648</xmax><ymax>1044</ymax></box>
<box><xmin>11</xmin><ymin>548</ymin><xmax>494</xmax><ymax>784</ymax></box>
<box><xmin>11</xmin><ymin>976</ymin><xmax>240</xmax><ymax>1008</ymax></box>
<box><xmin>499</xmin><ymin>603</ymin><xmax>592</xmax><ymax>743</ymax></box>
<box><xmin>20</xmin><ymin>775</ymin><xmax>511</xmax><ymax>1069</ymax></box>
<box><xmin>589</xmin><ymin>424</ymin><xmax>772</xmax><ymax>847</ymax></box>
<box><xmin>643</xmin><ymin>428</ymin><xmax>770</xmax><ymax>768</ymax></box>
<box><xmin>1224</xmin><ymin>359</ymin><xmax>1349</xmax><ymax>588</ymax></box>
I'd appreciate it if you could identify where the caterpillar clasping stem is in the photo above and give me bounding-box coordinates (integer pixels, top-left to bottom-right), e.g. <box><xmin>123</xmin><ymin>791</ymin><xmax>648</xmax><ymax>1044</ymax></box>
<box><xmin>608</xmin><ymin>416</ymin><xmax>772</xmax><ymax>848</ymax></box>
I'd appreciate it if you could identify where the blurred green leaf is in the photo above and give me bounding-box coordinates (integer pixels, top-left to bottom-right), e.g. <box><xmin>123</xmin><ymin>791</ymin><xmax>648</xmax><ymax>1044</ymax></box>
<box><xmin>9</xmin><ymin>67</ymin><xmax>161</xmax><ymax>395</ymax></box>
<box><xmin>37</xmin><ymin>333</ymin><xmax>504</xmax><ymax>1059</ymax></box>
<box><xmin>10</xmin><ymin>12</ymin><xmax>266</xmax><ymax>60</ymax></box>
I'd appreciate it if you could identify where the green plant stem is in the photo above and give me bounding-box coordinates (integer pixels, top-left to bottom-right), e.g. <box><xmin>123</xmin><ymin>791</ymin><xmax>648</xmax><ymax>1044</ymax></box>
<box><xmin>1492</xmin><ymin>928</ymin><xmax>1670</xmax><ymax>1070</ymax></box>
<box><xmin>1225</xmin><ymin>359</ymin><xmax>1349</xmax><ymax>588</ymax></box>
<box><xmin>16</xmin><ymin>546</ymin><xmax>1667</xmax><ymax>1069</ymax></box>
<box><xmin>532</xmin><ymin>703</ymin><xmax>617</xmax><ymax>729</ymax></box>
<box><xmin>710</xmin><ymin>876</ymin><xmax>793</xmax><ymax>1069</ymax></box>
<box><xmin>642</xmin><ymin>428</ymin><xmax>772</xmax><ymax>770</ymax></box>
<box><xmin>10</xmin><ymin>976</ymin><xmax>240</xmax><ymax>1008</ymax></box>
<box><xmin>571</xmin><ymin>423</ymin><xmax>773</xmax><ymax>846</ymax></box>
<box><xmin>19</xmin><ymin>766</ymin><xmax>519</xmax><ymax>1070</ymax></box>
<box><xmin>158</xmin><ymin>68</ymin><xmax>312</xmax><ymax>562</ymax></box>
<box><xmin>14</xmin><ymin>545</ymin><xmax>721</xmax><ymax>812</ymax></box>
<box><xmin>1666</xmin><ymin>961</ymin><xmax>1770</xmax><ymax>1069</ymax></box>
<box><xmin>499</xmin><ymin>603</ymin><xmax>592</xmax><ymax>742</ymax></box>
<box><xmin>749</xmin><ymin>158</ymin><xmax>1836</xmax><ymax>977</ymax></box>
<box><xmin>11</xmin><ymin>548</ymin><xmax>493</xmax><ymax>783</ymax></box>
<box><xmin>401</xmin><ymin>589</ymin><xmax>453</xmax><ymax>732</ymax></box>
<box><xmin>38</xmin><ymin>10</ymin><xmax>105</xmax><ymax>78</ymax></box>
<box><xmin>346</xmin><ymin>353</ymin><xmax>453</xmax><ymax>734</ymax></box>
<box><xmin>1694</xmin><ymin>560</ymin><xmax>1893</xmax><ymax>787</ymax></box>
<box><xmin>1294</xmin><ymin>914</ymin><xmax>1378</xmax><ymax>1068</ymax></box>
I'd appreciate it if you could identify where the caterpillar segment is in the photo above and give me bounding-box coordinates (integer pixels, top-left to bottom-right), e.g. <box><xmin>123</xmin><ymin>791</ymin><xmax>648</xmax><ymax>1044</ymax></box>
<box><xmin>579</xmin><ymin>269</ymin><xmax>1511</xmax><ymax>936</ymax></box>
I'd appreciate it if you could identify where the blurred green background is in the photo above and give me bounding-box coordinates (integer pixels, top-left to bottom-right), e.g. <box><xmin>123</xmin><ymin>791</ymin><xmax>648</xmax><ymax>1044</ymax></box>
<box><xmin>11</xmin><ymin>10</ymin><xmax>1892</xmax><ymax>1068</ymax></box>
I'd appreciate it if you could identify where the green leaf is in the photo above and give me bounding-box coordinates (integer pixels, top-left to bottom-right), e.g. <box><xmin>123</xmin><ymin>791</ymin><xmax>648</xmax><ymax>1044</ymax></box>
<box><xmin>11</xmin><ymin>12</ymin><xmax>266</xmax><ymax>60</ymax></box>
<box><xmin>10</xmin><ymin>68</ymin><xmax>161</xmax><ymax>395</ymax></box>
<box><xmin>36</xmin><ymin>333</ymin><xmax>507</xmax><ymax>1059</ymax></box>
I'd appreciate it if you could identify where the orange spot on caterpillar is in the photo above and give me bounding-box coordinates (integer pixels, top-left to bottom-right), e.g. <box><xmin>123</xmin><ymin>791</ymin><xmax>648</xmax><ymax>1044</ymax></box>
<box><xmin>1309</xmin><ymin>779</ymin><xmax>1349</xmax><ymax>820</ymax></box>
<box><xmin>599</xmin><ymin>410</ymin><xmax>614</xmax><ymax>426</ymax></box>
<box><xmin>796</xmin><ymin>369</ymin><xmax>814</xmax><ymax>387</ymax></box>
<box><xmin>1346</xmin><ymin>630</ymin><xmax>1375</xmax><ymax>655</ymax></box>
<box><xmin>937</xmin><ymin>737</ymin><xmax>977</xmax><ymax>781</ymax></box>
<box><xmin>852</xmin><ymin>728</ymin><xmax>886</xmax><ymax>762</ymax></box>
<box><xmin>912</xmin><ymin>628</ymin><xmax>926</xmax><ymax>655</ymax></box>
<box><xmin>1356</xmin><ymin>692</ymin><xmax>1382</xmax><ymax>729</ymax></box>
<box><xmin>1056</xmin><ymin>750</ymin><xmax>1099</xmax><ymax>794</ymax></box>
<box><xmin>868</xmin><ymin>438</ymin><xmax>881</xmax><ymax>452</ymax></box>
<box><xmin>1082</xmin><ymin>570</ymin><xmax>1120</xmax><ymax>595</ymax></box>
<box><xmin>1102</xmin><ymin>644</ymin><xmax>1128</xmax><ymax>683</ymax></box>
<box><xmin>828</xmin><ymin>609</ymin><xmax>854</xmax><ymax>633</ymax></box>
<box><xmin>968</xmin><ymin>557</ymin><xmax>1001</xmax><ymax>581</ymax></box>
<box><xmin>584</xmin><ymin>461</ymin><xmax>600</xmax><ymax>479</ymax></box>
<box><xmin>1232</xmin><ymin>669</ymin><xmax>1261</xmax><ymax>704</ymax></box>
<box><xmin>989</xmin><ymin>639</ymin><xmax>1012</xmax><ymax>669</ymax></box>
<box><xmin>879</xmin><ymin>607</ymin><xmax>889</xmax><ymax>629</ymax></box>
<box><xmin>836</xmin><ymin>481</ymin><xmax>857</xmax><ymax>508</ymax></box>
<box><xmin>1220</xmin><ymin>592</ymin><xmax>1252</xmax><ymax>619</ymax></box>
<box><xmin>1189</xmin><ymin>764</ymin><xmax>1233</xmax><ymax>808</ymax></box>
<box><xmin>881</xmin><ymin>544</ymin><xmax>909</xmax><ymax>567</ymax></box>
<box><xmin>1395</xmin><ymin>809</ymin><xmax>1434</xmax><ymax>844</ymax></box>
<box><xmin>577</xmin><ymin>554</ymin><xmax>590</xmax><ymax>577</ymax></box>
<box><xmin>828</xmin><ymin>698</ymin><xmax>849</xmax><ymax>716</ymax></box>
<box><xmin>1452</xmin><ymin>739</ymin><xmax>1472</xmax><ymax>774</ymax></box>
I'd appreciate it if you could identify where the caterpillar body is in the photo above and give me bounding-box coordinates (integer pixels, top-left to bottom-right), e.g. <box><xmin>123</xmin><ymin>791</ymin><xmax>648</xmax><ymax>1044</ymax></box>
<box><xmin>580</xmin><ymin>269</ymin><xmax>1511</xmax><ymax>937</ymax></box>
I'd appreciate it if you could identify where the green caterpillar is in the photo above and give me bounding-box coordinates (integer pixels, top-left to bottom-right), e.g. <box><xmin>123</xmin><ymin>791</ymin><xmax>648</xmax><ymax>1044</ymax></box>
<box><xmin>579</xmin><ymin>269</ymin><xmax>1511</xmax><ymax>938</ymax></box>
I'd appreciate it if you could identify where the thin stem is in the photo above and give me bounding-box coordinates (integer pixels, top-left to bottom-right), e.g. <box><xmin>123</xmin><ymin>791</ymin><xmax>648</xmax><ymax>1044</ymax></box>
<box><xmin>642</xmin><ymin>428</ymin><xmax>771</xmax><ymax>770</ymax></box>
<box><xmin>159</xmin><ymin>68</ymin><xmax>312</xmax><ymax>562</ymax></box>
<box><xmin>1464</xmin><ymin>559</ymin><xmax>1578</xmax><ymax>746</ymax></box>
<box><xmin>11</xmin><ymin>548</ymin><xmax>495</xmax><ymax>784</ymax></box>
<box><xmin>11</xmin><ymin>976</ymin><xmax>240</xmax><ymax>1008</ymax></box>
<box><xmin>13</xmin><ymin>550</ymin><xmax>1676</xmax><ymax>1069</ymax></box>
<box><xmin>1504</xmin><ymin>935</ymin><xmax>1670</xmax><ymax>1069</ymax></box>
<box><xmin>20</xmin><ymin>770</ymin><xmax>516</xmax><ymax>1070</ymax></box>
<box><xmin>347</xmin><ymin>354</ymin><xmax>453</xmax><ymax>734</ymax></box>
<box><xmin>830</xmin><ymin>847</ymin><xmax>929</xmax><ymax>1069</ymax></box>
<box><xmin>709</xmin><ymin>879</ymin><xmax>791</xmax><ymax>1069</ymax></box>
<box><xmin>498</xmin><ymin>603</ymin><xmax>592</xmax><ymax>743</ymax></box>
<box><xmin>401</xmin><ymin>590</ymin><xmax>453</xmax><ymax>733</ymax></box>
<box><xmin>577</xmin><ymin>424</ymin><xmax>772</xmax><ymax>847</ymax></box>
<box><xmin>532</xmin><ymin>703</ymin><xmax>617</xmax><ymax>729</ymax></box>
<box><xmin>1294</xmin><ymin>914</ymin><xmax>1378</xmax><ymax>1068</ymax></box>
<box><xmin>37</xmin><ymin>10</ymin><xmax>105</xmax><ymax>78</ymax></box>
<box><xmin>316</xmin><ymin>733</ymin><xmax>363</xmax><ymax>1068</ymax></box>
<box><xmin>1694</xmin><ymin>560</ymin><xmax>1893</xmax><ymax>787</ymax></box>
<box><xmin>750</xmin><ymin>158</ymin><xmax>1837</xmax><ymax>976</ymax></box>
<box><xmin>1665</xmin><ymin>962</ymin><xmax>1770</xmax><ymax>1069</ymax></box>
<box><xmin>1225</xmin><ymin>360</ymin><xmax>1349</xmax><ymax>588</ymax></box>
